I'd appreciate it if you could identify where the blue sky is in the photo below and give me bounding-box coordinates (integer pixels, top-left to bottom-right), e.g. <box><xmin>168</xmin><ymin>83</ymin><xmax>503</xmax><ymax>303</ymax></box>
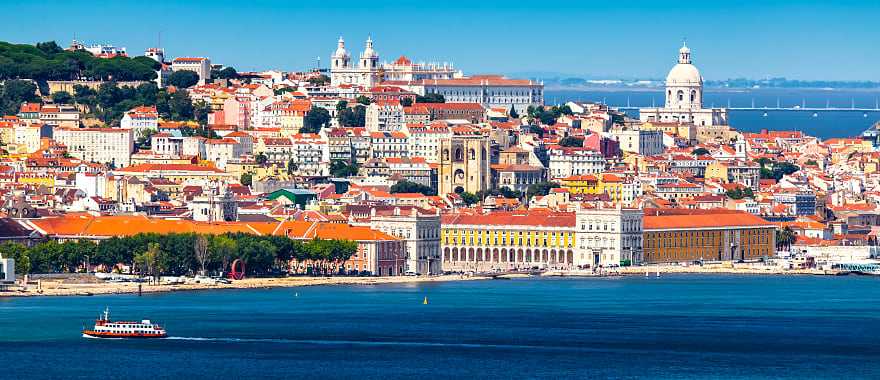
<box><xmin>4</xmin><ymin>0</ymin><xmax>878</xmax><ymax>80</ymax></box>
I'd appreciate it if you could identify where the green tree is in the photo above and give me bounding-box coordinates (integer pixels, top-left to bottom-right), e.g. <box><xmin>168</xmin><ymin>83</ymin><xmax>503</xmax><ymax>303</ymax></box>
<box><xmin>210</xmin><ymin>235</ymin><xmax>238</xmax><ymax>275</ymax></box>
<box><xmin>559</xmin><ymin>136</ymin><xmax>584</xmax><ymax>147</ymax></box>
<box><xmin>338</xmin><ymin>105</ymin><xmax>366</xmax><ymax>127</ymax></box>
<box><xmin>390</xmin><ymin>180</ymin><xmax>436</xmax><ymax>196</ymax></box>
<box><xmin>51</xmin><ymin>91</ymin><xmax>72</xmax><ymax>104</ymax></box>
<box><xmin>509</xmin><ymin>105</ymin><xmax>519</xmax><ymax>119</ymax></box>
<box><xmin>692</xmin><ymin>147</ymin><xmax>710</xmax><ymax>156</ymax></box>
<box><xmin>255</xmin><ymin>153</ymin><xmax>268</xmax><ymax>167</ymax></box>
<box><xmin>307</xmin><ymin>74</ymin><xmax>330</xmax><ymax>86</ymax></box>
<box><xmin>0</xmin><ymin>242</ymin><xmax>30</xmax><ymax>275</ymax></box>
<box><xmin>356</xmin><ymin>95</ymin><xmax>371</xmax><ymax>105</ymax></box>
<box><xmin>400</xmin><ymin>97</ymin><xmax>413</xmax><ymax>107</ymax></box>
<box><xmin>168</xmin><ymin>70</ymin><xmax>200</xmax><ymax>88</ymax></box>
<box><xmin>526</xmin><ymin>181</ymin><xmax>560</xmax><ymax>198</ymax></box>
<box><xmin>329</xmin><ymin>160</ymin><xmax>359</xmax><ymax>177</ymax></box>
<box><xmin>416</xmin><ymin>93</ymin><xmax>445</xmax><ymax>103</ymax></box>
<box><xmin>0</xmin><ymin>80</ymin><xmax>39</xmax><ymax>115</ymax></box>
<box><xmin>301</xmin><ymin>106</ymin><xmax>331</xmax><ymax>133</ymax></box>
<box><xmin>134</xmin><ymin>242</ymin><xmax>162</xmax><ymax>282</ymax></box>
<box><xmin>240</xmin><ymin>173</ymin><xmax>253</xmax><ymax>186</ymax></box>
<box><xmin>459</xmin><ymin>191</ymin><xmax>480</xmax><ymax>206</ymax></box>
<box><xmin>776</xmin><ymin>226</ymin><xmax>796</xmax><ymax>250</ymax></box>
<box><xmin>214</xmin><ymin>67</ymin><xmax>238</xmax><ymax>79</ymax></box>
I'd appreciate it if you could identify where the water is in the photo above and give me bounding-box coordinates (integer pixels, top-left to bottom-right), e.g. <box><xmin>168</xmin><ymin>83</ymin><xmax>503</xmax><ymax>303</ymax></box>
<box><xmin>2</xmin><ymin>275</ymin><xmax>880</xmax><ymax>379</ymax></box>
<box><xmin>546</xmin><ymin>88</ymin><xmax>880</xmax><ymax>139</ymax></box>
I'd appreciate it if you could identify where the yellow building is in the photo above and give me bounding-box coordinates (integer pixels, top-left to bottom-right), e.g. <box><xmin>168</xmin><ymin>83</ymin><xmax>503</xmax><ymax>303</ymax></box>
<box><xmin>641</xmin><ymin>121</ymin><xmax>697</xmax><ymax>142</ymax></box>
<box><xmin>16</xmin><ymin>173</ymin><xmax>55</xmax><ymax>188</ymax></box>
<box><xmin>441</xmin><ymin>210</ymin><xmax>577</xmax><ymax>271</ymax></box>
<box><xmin>558</xmin><ymin>173</ymin><xmax>630</xmax><ymax>203</ymax></box>
<box><xmin>704</xmin><ymin>162</ymin><xmax>729</xmax><ymax>182</ymax></box>
<box><xmin>438</xmin><ymin>130</ymin><xmax>491</xmax><ymax>195</ymax></box>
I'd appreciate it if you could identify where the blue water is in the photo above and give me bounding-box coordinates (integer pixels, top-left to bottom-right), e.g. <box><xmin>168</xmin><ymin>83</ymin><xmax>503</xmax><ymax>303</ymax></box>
<box><xmin>546</xmin><ymin>89</ymin><xmax>880</xmax><ymax>139</ymax></box>
<box><xmin>2</xmin><ymin>275</ymin><xmax>880</xmax><ymax>379</ymax></box>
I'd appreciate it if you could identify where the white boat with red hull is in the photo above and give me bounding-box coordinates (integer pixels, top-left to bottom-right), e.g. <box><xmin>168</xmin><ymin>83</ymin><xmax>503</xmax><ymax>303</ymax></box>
<box><xmin>82</xmin><ymin>308</ymin><xmax>167</xmax><ymax>339</ymax></box>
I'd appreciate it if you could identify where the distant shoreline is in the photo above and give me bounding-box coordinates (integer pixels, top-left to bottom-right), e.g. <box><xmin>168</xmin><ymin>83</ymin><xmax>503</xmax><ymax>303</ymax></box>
<box><xmin>0</xmin><ymin>274</ymin><xmax>489</xmax><ymax>298</ymax></box>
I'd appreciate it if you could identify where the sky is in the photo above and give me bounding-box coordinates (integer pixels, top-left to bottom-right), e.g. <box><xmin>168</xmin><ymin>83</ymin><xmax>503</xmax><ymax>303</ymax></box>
<box><xmin>3</xmin><ymin>0</ymin><xmax>879</xmax><ymax>81</ymax></box>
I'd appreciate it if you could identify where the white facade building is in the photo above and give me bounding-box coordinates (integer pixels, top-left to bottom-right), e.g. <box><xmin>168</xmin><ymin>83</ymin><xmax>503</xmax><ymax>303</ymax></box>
<box><xmin>574</xmin><ymin>205</ymin><xmax>644</xmax><ymax>268</ymax></box>
<box><xmin>171</xmin><ymin>57</ymin><xmax>212</xmax><ymax>85</ymax></box>
<box><xmin>548</xmin><ymin>147</ymin><xmax>606</xmax><ymax>179</ymax></box>
<box><xmin>54</xmin><ymin>127</ymin><xmax>134</xmax><ymax>167</ymax></box>
<box><xmin>611</xmin><ymin>129</ymin><xmax>664</xmax><ymax>156</ymax></box>
<box><xmin>365</xmin><ymin>102</ymin><xmax>405</xmax><ymax>132</ymax></box>
<box><xmin>639</xmin><ymin>44</ymin><xmax>728</xmax><ymax>126</ymax></box>
<box><xmin>120</xmin><ymin>106</ymin><xmax>159</xmax><ymax>139</ymax></box>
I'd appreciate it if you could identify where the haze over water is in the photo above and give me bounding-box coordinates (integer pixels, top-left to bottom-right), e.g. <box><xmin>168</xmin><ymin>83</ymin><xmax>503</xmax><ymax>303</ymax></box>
<box><xmin>2</xmin><ymin>275</ymin><xmax>879</xmax><ymax>379</ymax></box>
<box><xmin>547</xmin><ymin>88</ymin><xmax>880</xmax><ymax>139</ymax></box>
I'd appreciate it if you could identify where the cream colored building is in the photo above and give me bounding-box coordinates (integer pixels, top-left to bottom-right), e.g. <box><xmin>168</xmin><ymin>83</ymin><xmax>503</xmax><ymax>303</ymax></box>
<box><xmin>54</xmin><ymin>127</ymin><xmax>133</xmax><ymax>167</ymax></box>
<box><xmin>438</xmin><ymin>131</ymin><xmax>491</xmax><ymax>195</ymax></box>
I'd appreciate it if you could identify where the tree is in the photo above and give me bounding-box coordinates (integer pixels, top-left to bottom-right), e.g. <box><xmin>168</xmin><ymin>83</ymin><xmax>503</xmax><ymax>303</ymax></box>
<box><xmin>240</xmin><ymin>173</ymin><xmax>253</xmax><ymax>187</ymax></box>
<box><xmin>210</xmin><ymin>235</ymin><xmax>237</xmax><ymax>275</ymax></box>
<box><xmin>726</xmin><ymin>187</ymin><xmax>745</xmax><ymax>200</ymax></box>
<box><xmin>194</xmin><ymin>235</ymin><xmax>209</xmax><ymax>275</ymax></box>
<box><xmin>134</xmin><ymin>242</ymin><xmax>162</xmax><ymax>282</ymax></box>
<box><xmin>692</xmin><ymin>147</ymin><xmax>710</xmax><ymax>156</ymax></box>
<box><xmin>307</xmin><ymin>74</ymin><xmax>330</xmax><ymax>86</ymax></box>
<box><xmin>805</xmin><ymin>159</ymin><xmax>819</xmax><ymax>167</ymax></box>
<box><xmin>329</xmin><ymin>160</ymin><xmax>359</xmax><ymax>177</ymax></box>
<box><xmin>287</xmin><ymin>159</ymin><xmax>298</xmax><ymax>175</ymax></box>
<box><xmin>400</xmin><ymin>97</ymin><xmax>413</xmax><ymax>107</ymax></box>
<box><xmin>0</xmin><ymin>242</ymin><xmax>30</xmax><ymax>275</ymax></box>
<box><xmin>214</xmin><ymin>67</ymin><xmax>238</xmax><ymax>79</ymax></box>
<box><xmin>301</xmin><ymin>106</ymin><xmax>331</xmax><ymax>133</ymax></box>
<box><xmin>559</xmin><ymin>136</ymin><xmax>584</xmax><ymax>147</ymax></box>
<box><xmin>416</xmin><ymin>93</ymin><xmax>445</xmax><ymax>103</ymax></box>
<box><xmin>255</xmin><ymin>153</ymin><xmax>268</xmax><ymax>167</ymax></box>
<box><xmin>526</xmin><ymin>181</ymin><xmax>560</xmax><ymax>198</ymax></box>
<box><xmin>528</xmin><ymin>124</ymin><xmax>545</xmax><ymax>137</ymax></box>
<box><xmin>168</xmin><ymin>70</ymin><xmax>200</xmax><ymax>88</ymax></box>
<box><xmin>338</xmin><ymin>105</ymin><xmax>366</xmax><ymax>127</ymax></box>
<box><xmin>166</xmin><ymin>89</ymin><xmax>194</xmax><ymax>120</ymax></box>
<box><xmin>51</xmin><ymin>91</ymin><xmax>72</xmax><ymax>104</ymax></box>
<box><xmin>0</xmin><ymin>80</ymin><xmax>39</xmax><ymax>115</ymax></box>
<box><xmin>776</xmin><ymin>226</ymin><xmax>796</xmax><ymax>250</ymax></box>
<box><xmin>390</xmin><ymin>180</ymin><xmax>436</xmax><ymax>196</ymax></box>
<box><xmin>336</xmin><ymin>100</ymin><xmax>348</xmax><ymax>112</ymax></box>
<box><xmin>356</xmin><ymin>95</ymin><xmax>371</xmax><ymax>105</ymax></box>
<box><xmin>509</xmin><ymin>105</ymin><xmax>519</xmax><ymax>119</ymax></box>
<box><xmin>459</xmin><ymin>191</ymin><xmax>480</xmax><ymax>206</ymax></box>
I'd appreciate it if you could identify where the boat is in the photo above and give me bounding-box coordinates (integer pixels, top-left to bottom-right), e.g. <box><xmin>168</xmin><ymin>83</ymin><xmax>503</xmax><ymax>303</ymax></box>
<box><xmin>82</xmin><ymin>308</ymin><xmax>167</xmax><ymax>339</ymax></box>
<box><xmin>762</xmin><ymin>112</ymin><xmax>768</xmax><ymax>117</ymax></box>
<box><xmin>812</xmin><ymin>112</ymin><xmax>818</xmax><ymax>118</ymax></box>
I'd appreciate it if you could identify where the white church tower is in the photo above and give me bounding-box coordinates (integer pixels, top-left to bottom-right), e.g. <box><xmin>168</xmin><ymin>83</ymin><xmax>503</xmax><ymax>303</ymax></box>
<box><xmin>330</xmin><ymin>36</ymin><xmax>380</xmax><ymax>88</ymax></box>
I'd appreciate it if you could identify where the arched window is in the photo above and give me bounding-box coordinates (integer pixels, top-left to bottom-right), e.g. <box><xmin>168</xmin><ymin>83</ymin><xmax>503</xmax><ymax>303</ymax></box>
<box><xmin>469</xmin><ymin>149</ymin><xmax>476</xmax><ymax>160</ymax></box>
<box><xmin>454</xmin><ymin>148</ymin><xmax>464</xmax><ymax>161</ymax></box>
<box><xmin>442</xmin><ymin>148</ymin><xmax>450</xmax><ymax>160</ymax></box>
<box><xmin>690</xmin><ymin>90</ymin><xmax>696</xmax><ymax>102</ymax></box>
<box><xmin>677</xmin><ymin>90</ymin><xmax>684</xmax><ymax>102</ymax></box>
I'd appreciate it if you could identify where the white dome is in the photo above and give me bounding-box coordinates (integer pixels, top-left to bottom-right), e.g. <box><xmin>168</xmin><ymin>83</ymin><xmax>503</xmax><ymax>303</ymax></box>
<box><xmin>666</xmin><ymin>63</ymin><xmax>702</xmax><ymax>86</ymax></box>
<box><xmin>361</xmin><ymin>37</ymin><xmax>377</xmax><ymax>59</ymax></box>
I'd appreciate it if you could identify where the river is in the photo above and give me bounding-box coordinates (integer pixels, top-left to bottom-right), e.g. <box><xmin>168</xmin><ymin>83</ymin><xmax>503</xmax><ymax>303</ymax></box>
<box><xmin>1</xmin><ymin>275</ymin><xmax>879</xmax><ymax>379</ymax></box>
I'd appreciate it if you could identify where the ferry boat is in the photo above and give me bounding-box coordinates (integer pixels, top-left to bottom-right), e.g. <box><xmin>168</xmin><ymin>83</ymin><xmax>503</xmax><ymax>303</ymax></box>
<box><xmin>82</xmin><ymin>308</ymin><xmax>167</xmax><ymax>339</ymax></box>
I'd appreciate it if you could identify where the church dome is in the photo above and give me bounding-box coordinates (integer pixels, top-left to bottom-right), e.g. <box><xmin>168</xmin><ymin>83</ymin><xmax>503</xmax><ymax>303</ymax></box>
<box><xmin>666</xmin><ymin>63</ymin><xmax>702</xmax><ymax>86</ymax></box>
<box><xmin>666</xmin><ymin>42</ymin><xmax>701</xmax><ymax>86</ymax></box>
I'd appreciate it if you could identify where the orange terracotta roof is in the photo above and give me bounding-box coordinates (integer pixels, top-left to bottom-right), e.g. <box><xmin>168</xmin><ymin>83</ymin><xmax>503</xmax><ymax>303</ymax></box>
<box><xmin>644</xmin><ymin>211</ymin><xmax>773</xmax><ymax>230</ymax></box>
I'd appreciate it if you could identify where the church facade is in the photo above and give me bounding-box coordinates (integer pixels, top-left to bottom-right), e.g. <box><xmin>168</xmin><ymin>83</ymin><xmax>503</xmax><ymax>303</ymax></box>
<box><xmin>330</xmin><ymin>37</ymin><xmax>382</xmax><ymax>88</ymax></box>
<box><xmin>639</xmin><ymin>44</ymin><xmax>728</xmax><ymax>127</ymax></box>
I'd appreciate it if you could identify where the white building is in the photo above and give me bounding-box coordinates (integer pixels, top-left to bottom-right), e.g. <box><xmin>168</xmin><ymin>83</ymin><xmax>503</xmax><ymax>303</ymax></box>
<box><xmin>362</xmin><ymin>206</ymin><xmax>442</xmax><ymax>275</ymax></box>
<box><xmin>171</xmin><ymin>57</ymin><xmax>212</xmax><ymax>85</ymax></box>
<box><xmin>330</xmin><ymin>37</ymin><xmax>381</xmax><ymax>88</ymax></box>
<box><xmin>611</xmin><ymin>129</ymin><xmax>664</xmax><ymax>156</ymax></box>
<box><xmin>13</xmin><ymin>124</ymin><xmax>42</xmax><ymax>153</ymax></box>
<box><xmin>548</xmin><ymin>147</ymin><xmax>606</xmax><ymax>179</ymax></box>
<box><xmin>574</xmin><ymin>205</ymin><xmax>644</xmax><ymax>268</ymax></box>
<box><xmin>365</xmin><ymin>102</ymin><xmax>405</xmax><ymax>132</ymax></box>
<box><xmin>382</xmin><ymin>55</ymin><xmax>462</xmax><ymax>81</ymax></box>
<box><xmin>54</xmin><ymin>127</ymin><xmax>134</xmax><ymax>167</ymax></box>
<box><xmin>406</xmin><ymin>125</ymin><xmax>451</xmax><ymax>163</ymax></box>
<box><xmin>204</xmin><ymin>138</ymin><xmax>243</xmax><ymax>170</ymax></box>
<box><xmin>0</xmin><ymin>254</ymin><xmax>15</xmax><ymax>284</ymax></box>
<box><xmin>120</xmin><ymin>106</ymin><xmax>159</xmax><ymax>139</ymax></box>
<box><xmin>397</xmin><ymin>75</ymin><xmax>543</xmax><ymax>115</ymax></box>
<box><xmin>638</xmin><ymin>43</ymin><xmax>728</xmax><ymax>126</ymax></box>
